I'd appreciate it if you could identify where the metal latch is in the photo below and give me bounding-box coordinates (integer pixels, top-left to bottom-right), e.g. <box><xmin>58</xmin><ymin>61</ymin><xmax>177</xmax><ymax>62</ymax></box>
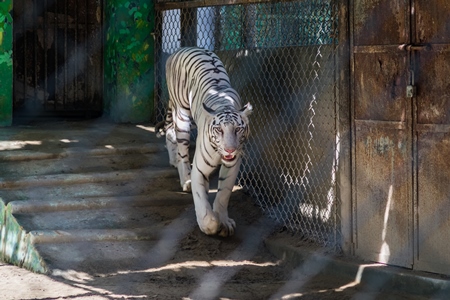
<box><xmin>406</xmin><ymin>85</ymin><xmax>416</xmax><ymax>98</ymax></box>
<box><xmin>407</xmin><ymin>70</ymin><xmax>416</xmax><ymax>98</ymax></box>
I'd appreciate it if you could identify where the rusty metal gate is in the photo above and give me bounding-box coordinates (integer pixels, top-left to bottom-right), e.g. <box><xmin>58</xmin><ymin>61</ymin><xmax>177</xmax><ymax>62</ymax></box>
<box><xmin>155</xmin><ymin>0</ymin><xmax>343</xmax><ymax>250</ymax></box>
<box><xmin>13</xmin><ymin>0</ymin><xmax>103</xmax><ymax>117</ymax></box>
<box><xmin>353</xmin><ymin>0</ymin><xmax>450</xmax><ymax>275</ymax></box>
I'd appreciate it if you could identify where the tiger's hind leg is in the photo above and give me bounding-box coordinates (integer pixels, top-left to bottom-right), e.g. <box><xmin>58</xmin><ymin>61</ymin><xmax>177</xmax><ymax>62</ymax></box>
<box><xmin>165</xmin><ymin>126</ymin><xmax>177</xmax><ymax>168</ymax></box>
<box><xmin>159</xmin><ymin>100</ymin><xmax>177</xmax><ymax>168</ymax></box>
<box><xmin>174</xmin><ymin>108</ymin><xmax>192</xmax><ymax>192</ymax></box>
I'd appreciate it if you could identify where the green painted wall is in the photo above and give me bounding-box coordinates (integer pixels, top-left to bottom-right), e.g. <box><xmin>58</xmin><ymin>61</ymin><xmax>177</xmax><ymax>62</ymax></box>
<box><xmin>0</xmin><ymin>1</ymin><xmax>12</xmax><ymax>126</ymax></box>
<box><xmin>104</xmin><ymin>0</ymin><xmax>155</xmax><ymax>123</ymax></box>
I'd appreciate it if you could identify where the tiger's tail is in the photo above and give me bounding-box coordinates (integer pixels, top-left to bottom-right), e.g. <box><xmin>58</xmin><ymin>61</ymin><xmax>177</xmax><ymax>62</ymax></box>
<box><xmin>155</xmin><ymin>101</ymin><xmax>174</xmax><ymax>138</ymax></box>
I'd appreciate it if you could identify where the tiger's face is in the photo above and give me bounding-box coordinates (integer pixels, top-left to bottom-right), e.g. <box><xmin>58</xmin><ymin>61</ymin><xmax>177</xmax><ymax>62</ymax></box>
<box><xmin>208</xmin><ymin>104</ymin><xmax>252</xmax><ymax>166</ymax></box>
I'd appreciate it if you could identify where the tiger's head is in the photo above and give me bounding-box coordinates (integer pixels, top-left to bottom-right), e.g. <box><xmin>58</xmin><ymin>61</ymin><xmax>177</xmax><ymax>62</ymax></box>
<box><xmin>204</xmin><ymin>103</ymin><xmax>253</xmax><ymax>166</ymax></box>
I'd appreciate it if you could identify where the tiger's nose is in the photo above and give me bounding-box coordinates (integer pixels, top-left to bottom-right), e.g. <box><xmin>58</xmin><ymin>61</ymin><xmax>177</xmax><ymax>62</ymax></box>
<box><xmin>224</xmin><ymin>148</ymin><xmax>235</xmax><ymax>154</ymax></box>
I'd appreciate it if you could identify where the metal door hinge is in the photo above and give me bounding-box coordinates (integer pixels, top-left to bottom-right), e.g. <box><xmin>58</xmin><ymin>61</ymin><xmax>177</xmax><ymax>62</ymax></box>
<box><xmin>399</xmin><ymin>43</ymin><xmax>431</xmax><ymax>52</ymax></box>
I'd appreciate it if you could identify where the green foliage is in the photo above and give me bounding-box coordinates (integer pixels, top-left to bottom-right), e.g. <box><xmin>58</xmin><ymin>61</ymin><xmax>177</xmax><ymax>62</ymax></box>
<box><xmin>0</xmin><ymin>2</ymin><xmax>12</xmax><ymax>27</ymax></box>
<box><xmin>104</xmin><ymin>0</ymin><xmax>155</xmax><ymax>122</ymax></box>
<box><xmin>0</xmin><ymin>1</ymin><xmax>12</xmax><ymax>126</ymax></box>
<box><xmin>0</xmin><ymin>50</ymin><xmax>12</xmax><ymax>66</ymax></box>
<box><xmin>0</xmin><ymin>1</ymin><xmax>12</xmax><ymax>48</ymax></box>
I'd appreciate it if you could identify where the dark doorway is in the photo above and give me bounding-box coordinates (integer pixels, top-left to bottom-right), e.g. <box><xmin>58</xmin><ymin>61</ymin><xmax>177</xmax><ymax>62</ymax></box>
<box><xmin>13</xmin><ymin>0</ymin><xmax>104</xmax><ymax>121</ymax></box>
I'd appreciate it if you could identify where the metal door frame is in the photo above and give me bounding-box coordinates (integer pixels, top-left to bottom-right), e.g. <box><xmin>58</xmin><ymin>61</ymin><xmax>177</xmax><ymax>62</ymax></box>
<box><xmin>351</xmin><ymin>0</ymin><xmax>450</xmax><ymax>275</ymax></box>
<box><xmin>350</xmin><ymin>0</ymin><xmax>414</xmax><ymax>268</ymax></box>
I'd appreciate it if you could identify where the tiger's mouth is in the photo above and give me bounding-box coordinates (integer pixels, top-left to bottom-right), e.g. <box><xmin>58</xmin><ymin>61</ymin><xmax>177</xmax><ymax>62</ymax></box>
<box><xmin>222</xmin><ymin>154</ymin><xmax>236</xmax><ymax>162</ymax></box>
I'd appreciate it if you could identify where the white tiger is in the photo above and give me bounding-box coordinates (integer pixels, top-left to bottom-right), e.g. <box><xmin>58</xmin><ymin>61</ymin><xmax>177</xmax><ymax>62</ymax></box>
<box><xmin>157</xmin><ymin>47</ymin><xmax>252</xmax><ymax>237</ymax></box>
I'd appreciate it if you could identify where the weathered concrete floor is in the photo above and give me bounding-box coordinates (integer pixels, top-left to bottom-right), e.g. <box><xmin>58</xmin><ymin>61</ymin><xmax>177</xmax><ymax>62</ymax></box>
<box><xmin>0</xmin><ymin>119</ymin><xmax>196</xmax><ymax>273</ymax></box>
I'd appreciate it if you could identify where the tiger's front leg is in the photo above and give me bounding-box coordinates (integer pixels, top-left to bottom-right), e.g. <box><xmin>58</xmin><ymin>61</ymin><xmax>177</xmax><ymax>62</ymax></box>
<box><xmin>213</xmin><ymin>158</ymin><xmax>241</xmax><ymax>237</ymax></box>
<box><xmin>191</xmin><ymin>152</ymin><xmax>221</xmax><ymax>235</ymax></box>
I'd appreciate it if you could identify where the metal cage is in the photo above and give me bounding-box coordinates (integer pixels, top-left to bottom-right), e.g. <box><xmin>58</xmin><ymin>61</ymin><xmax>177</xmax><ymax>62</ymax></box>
<box><xmin>154</xmin><ymin>0</ymin><xmax>342</xmax><ymax>250</ymax></box>
<box><xmin>13</xmin><ymin>0</ymin><xmax>104</xmax><ymax>117</ymax></box>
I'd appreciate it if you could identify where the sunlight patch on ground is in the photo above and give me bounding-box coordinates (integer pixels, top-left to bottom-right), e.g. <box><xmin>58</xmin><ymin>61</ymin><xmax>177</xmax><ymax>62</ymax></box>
<box><xmin>281</xmin><ymin>287</ymin><xmax>352</xmax><ymax>299</ymax></box>
<box><xmin>136</xmin><ymin>125</ymin><xmax>155</xmax><ymax>133</ymax></box>
<box><xmin>1</xmin><ymin>264</ymin><xmax>91</xmax><ymax>300</ymax></box>
<box><xmin>378</xmin><ymin>184</ymin><xmax>393</xmax><ymax>263</ymax></box>
<box><xmin>112</xmin><ymin>259</ymin><xmax>280</xmax><ymax>275</ymax></box>
<box><xmin>59</xmin><ymin>139</ymin><xmax>79</xmax><ymax>143</ymax></box>
<box><xmin>52</xmin><ymin>269</ymin><xmax>94</xmax><ymax>283</ymax></box>
<box><xmin>281</xmin><ymin>293</ymin><xmax>304</xmax><ymax>299</ymax></box>
<box><xmin>335</xmin><ymin>263</ymin><xmax>383</xmax><ymax>292</ymax></box>
<box><xmin>0</xmin><ymin>140</ymin><xmax>42</xmax><ymax>150</ymax></box>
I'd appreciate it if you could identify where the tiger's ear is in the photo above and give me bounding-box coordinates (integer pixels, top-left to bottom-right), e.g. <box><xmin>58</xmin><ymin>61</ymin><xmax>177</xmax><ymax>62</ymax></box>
<box><xmin>240</xmin><ymin>102</ymin><xmax>253</xmax><ymax>117</ymax></box>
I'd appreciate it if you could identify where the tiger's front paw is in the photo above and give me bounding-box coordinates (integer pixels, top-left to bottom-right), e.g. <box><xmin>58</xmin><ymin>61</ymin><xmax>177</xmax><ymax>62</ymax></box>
<box><xmin>197</xmin><ymin>211</ymin><xmax>220</xmax><ymax>235</ymax></box>
<box><xmin>197</xmin><ymin>211</ymin><xmax>236</xmax><ymax>237</ymax></box>
<box><xmin>217</xmin><ymin>217</ymin><xmax>236</xmax><ymax>237</ymax></box>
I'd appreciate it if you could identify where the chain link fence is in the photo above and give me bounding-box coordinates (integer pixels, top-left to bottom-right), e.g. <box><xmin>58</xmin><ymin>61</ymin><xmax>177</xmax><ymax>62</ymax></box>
<box><xmin>154</xmin><ymin>0</ymin><xmax>342</xmax><ymax>251</ymax></box>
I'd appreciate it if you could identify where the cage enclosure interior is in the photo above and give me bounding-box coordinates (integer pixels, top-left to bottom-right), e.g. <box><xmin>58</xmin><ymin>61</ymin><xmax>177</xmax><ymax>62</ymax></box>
<box><xmin>13</xmin><ymin>0</ymin><xmax>104</xmax><ymax>119</ymax></box>
<box><xmin>154</xmin><ymin>0</ymin><xmax>342</xmax><ymax>250</ymax></box>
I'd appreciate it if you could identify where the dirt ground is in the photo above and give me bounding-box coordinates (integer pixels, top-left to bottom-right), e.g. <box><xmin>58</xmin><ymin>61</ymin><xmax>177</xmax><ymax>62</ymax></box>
<box><xmin>0</xmin><ymin>119</ymin><xmax>433</xmax><ymax>299</ymax></box>
<box><xmin>0</xmin><ymin>192</ymin><xmax>428</xmax><ymax>300</ymax></box>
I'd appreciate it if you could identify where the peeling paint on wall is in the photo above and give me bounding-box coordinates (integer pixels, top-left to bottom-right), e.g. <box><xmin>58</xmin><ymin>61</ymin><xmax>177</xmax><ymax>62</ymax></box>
<box><xmin>0</xmin><ymin>1</ymin><xmax>13</xmax><ymax>126</ymax></box>
<box><xmin>104</xmin><ymin>0</ymin><xmax>155</xmax><ymax>123</ymax></box>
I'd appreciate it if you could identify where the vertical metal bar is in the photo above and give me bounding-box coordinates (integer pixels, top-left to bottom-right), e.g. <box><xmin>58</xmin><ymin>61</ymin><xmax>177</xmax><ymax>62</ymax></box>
<box><xmin>64</xmin><ymin>0</ymin><xmax>68</xmax><ymax>109</ymax></box>
<box><xmin>348</xmin><ymin>0</ymin><xmax>357</xmax><ymax>254</ymax></box>
<box><xmin>33</xmin><ymin>0</ymin><xmax>38</xmax><ymax>109</ymax></box>
<box><xmin>12</xmin><ymin>1</ymin><xmax>15</xmax><ymax>109</ymax></box>
<box><xmin>23</xmin><ymin>0</ymin><xmax>27</xmax><ymax>109</ymax></box>
<box><xmin>154</xmin><ymin>10</ymin><xmax>162</xmax><ymax>123</ymax></box>
<box><xmin>214</xmin><ymin>6</ymin><xmax>222</xmax><ymax>50</ymax></box>
<box><xmin>75</xmin><ymin>0</ymin><xmax>78</xmax><ymax>108</ymax></box>
<box><xmin>44</xmin><ymin>0</ymin><xmax>48</xmax><ymax>110</ymax></box>
<box><xmin>100</xmin><ymin>0</ymin><xmax>104</xmax><ymax>112</ymax></box>
<box><xmin>54</xmin><ymin>0</ymin><xmax>58</xmax><ymax>110</ymax></box>
<box><xmin>180</xmin><ymin>8</ymin><xmax>197</xmax><ymax>47</ymax></box>
<box><xmin>85</xmin><ymin>0</ymin><xmax>89</xmax><ymax>107</ymax></box>
<box><xmin>244</xmin><ymin>5</ymin><xmax>256</xmax><ymax>49</ymax></box>
<box><xmin>335</xmin><ymin>0</ymin><xmax>349</xmax><ymax>252</ymax></box>
<box><xmin>410</xmin><ymin>0</ymin><xmax>419</xmax><ymax>266</ymax></box>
